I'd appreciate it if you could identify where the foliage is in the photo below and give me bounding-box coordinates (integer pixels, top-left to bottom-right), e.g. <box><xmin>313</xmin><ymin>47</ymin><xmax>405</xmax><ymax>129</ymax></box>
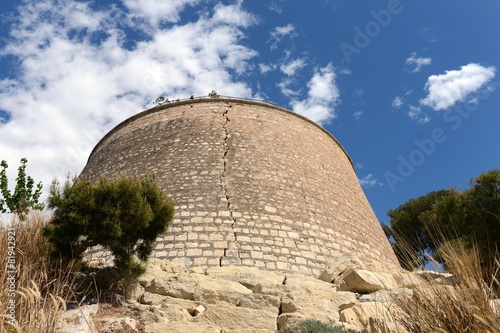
<box><xmin>208</xmin><ymin>90</ymin><xmax>219</xmax><ymax>98</ymax></box>
<box><xmin>0</xmin><ymin>158</ymin><xmax>44</xmax><ymax>220</ymax></box>
<box><xmin>43</xmin><ymin>176</ymin><xmax>174</xmax><ymax>276</ymax></box>
<box><xmin>279</xmin><ymin>319</ymin><xmax>347</xmax><ymax>333</ymax></box>
<box><xmin>385</xmin><ymin>169</ymin><xmax>500</xmax><ymax>272</ymax></box>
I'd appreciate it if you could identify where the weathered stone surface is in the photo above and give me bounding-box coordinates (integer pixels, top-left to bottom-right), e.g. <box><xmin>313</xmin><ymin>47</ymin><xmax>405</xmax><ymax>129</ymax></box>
<box><xmin>319</xmin><ymin>253</ymin><xmax>366</xmax><ymax>283</ymax></box>
<box><xmin>144</xmin><ymin>273</ymin><xmax>198</xmax><ymax>300</ymax></box>
<box><xmin>340</xmin><ymin>269</ymin><xmax>398</xmax><ymax>293</ymax></box>
<box><xmin>392</xmin><ymin>272</ymin><xmax>425</xmax><ymax>288</ymax></box>
<box><xmin>121</xmin><ymin>278</ymin><xmax>145</xmax><ymax>301</ymax></box>
<box><xmin>145</xmin><ymin>321</ymin><xmax>221</xmax><ymax>333</ymax></box>
<box><xmin>97</xmin><ymin>317</ymin><xmax>139</xmax><ymax>333</ymax></box>
<box><xmin>206</xmin><ymin>265</ymin><xmax>284</xmax><ymax>292</ymax></box>
<box><xmin>334</xmin><ymin>291</ymin><xmax>358</xmax><ymax>311</ymax></box>
<box><xmin>138</xmin><ymin>259</ymin><xmax>188</xmax><ymax>285</ymax></box>
<box><xmin>57</xmin><ymin>304</ymin><xmax>99</xmax><ymax>333</ymax></box>
<box><xmin>359</xmin><ymin>289</ymin><xmax>413</xmax><ymax>303</ymax></box>
<box><xmin>340</xmin><ymin>302</ymin><xmax>406</xmax><ymax>333</ymax></box>
<box><xmin>197</xmin><ymin>303</ymin><xmax>277</xmax><ymax>331</ymax></box>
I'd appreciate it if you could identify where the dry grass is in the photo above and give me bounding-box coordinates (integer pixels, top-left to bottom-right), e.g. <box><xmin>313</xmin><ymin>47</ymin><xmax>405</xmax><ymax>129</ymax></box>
<box><xmin>392</xmin><ymin>242</ymin><xmax>500</xmax><ymax>333</ymax></box>
<box><xmin>0</xmin><ymin>213</ymin><xmax>91</xmax><ymax>333</ymax></box>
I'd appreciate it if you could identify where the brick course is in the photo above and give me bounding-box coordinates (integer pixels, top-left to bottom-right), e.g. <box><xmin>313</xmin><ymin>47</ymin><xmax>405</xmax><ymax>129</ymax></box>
<box><xmin>81</xmin><ymin>98</ymin><xmax>399</xmax><ymax>276</ymax></box>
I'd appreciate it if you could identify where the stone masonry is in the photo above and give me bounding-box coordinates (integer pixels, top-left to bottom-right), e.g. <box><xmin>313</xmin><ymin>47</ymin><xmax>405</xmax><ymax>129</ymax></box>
<box><xmin>80</xmin><ymin>97</ymin><xmax>399</xmax><ymax>276</ymax></box>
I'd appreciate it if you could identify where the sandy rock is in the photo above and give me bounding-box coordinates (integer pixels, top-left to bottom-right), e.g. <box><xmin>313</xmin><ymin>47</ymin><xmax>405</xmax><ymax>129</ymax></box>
<box><xmin>319</xmin><ymin>253</ymin><xmax>366</xmax><ymax>283</ymax></box>
<box><xmin>97</xmin><ymin>317</ymin><xmax>139</xmax><ymax>333</ymax></box>
<box><xmin>359</xmin><ymin>289</ymin><xmax>413</xmax><ymax>303</ymax></box>
<box><xmin>193</xmin><ymin>305</ymin><xmax>206</xmax><ymax>316</ymax></box>
<box><xmin>144</xmin><ymin>273</ymin><xmax>198</xmax><ymax>300</ymax></box>
<box><xmin>206</xmin><ymin>265</ymin><xmax>284</xmax><ymax>291</ymax></box>
<box><xmin>280</xmin><ymin>292</ymin><xmax>340</xmax><ymax>324</ymax></box>
<box><xmin>392</xmin><ymin>272</ymin><xmax>425</xmax><ymax>288</ymax></box>
<box><xmin>124</xmin><ymin>303</ymin><xmax>166</xmax><ymax>325</ymax></box>
<box><xmin>340</xmin><ymin>269</ymin><xmax>398</xmax><ymax>293</ymax></box>
<box><xmin>284</xmin><ymin>274</ymin><xmax>338</xmax><ymax>301</ymax></box>
<box><xmin>138</xmin><ymin>258</ymin><xmax>188</xmax><ymax>286</ymax></box>
<box><xmin>57</xmin><ymin>304</ymin><xmax>99</xmax><ymax>333</ymax></box>
<box><xmin>145</xmin><ymin>321</ymin><xmax>221</xmax><ymax>333</ymax></box>
<box><xmin>340</xmin><ymin>302</ymin><xmax>406</xmax><ymax>333</ymax></box>
<box><xmin>197</xmin><ymin>303</ymin><xmax>277</xmax><ymax>331</ymax></box>
<box><xmin>140</xmin><ymin>291</ymin><xmax>167</xmax><ymax>305</ymax></box>
<box><xmin>334</xmin><ymin>291</ymin><xmax>358</xmax><ymax>311</ymax></box>
<box><xmin>121</xmin><ymin>278</ymin><xmax>145</xmax><ymax>301</ymax></box>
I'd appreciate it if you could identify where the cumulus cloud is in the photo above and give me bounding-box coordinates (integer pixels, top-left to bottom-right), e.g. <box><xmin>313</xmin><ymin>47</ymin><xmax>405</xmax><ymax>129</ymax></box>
<box><xmin>405</xmin><ymin>52</ymin><xmax>431</xmax><ymax>73</ymax></box>
<box><xmin>0</xmin><ymin>0</ymin><xmax>259</xmax><ymax>195</ymax></box>
<box><xmin>359</xmin><ymin>174</ymin><xmax>382</xmax><ymax>188</ymax></box>
<box><xmin>268</xmin><ymin>23</ymin><xmax>297</xmax><ymax>50</ymax></box>
<box><xmin>290</xmin><ymin>63</ymin><xmax>340</xmax><ymax>124</ymax></box>
<box><xmin>420</xmin><ymin>63</ymin><xmax>496</xmax><ymax>110</ymax></box>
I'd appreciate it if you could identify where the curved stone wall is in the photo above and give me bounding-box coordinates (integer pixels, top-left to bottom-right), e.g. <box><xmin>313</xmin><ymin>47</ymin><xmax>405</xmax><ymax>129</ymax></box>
<box><xmin>81</xmin><ymin>98</ymin><xmax>398</xmax><ymax>276</ymax></box>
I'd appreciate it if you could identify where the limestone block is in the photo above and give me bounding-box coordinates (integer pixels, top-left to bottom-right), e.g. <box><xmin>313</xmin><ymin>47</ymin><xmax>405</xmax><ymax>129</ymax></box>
<box><xmin>140</xmin><ymin>291</ymin><xmax>167</xmax><ymax>305</ymax></box>
<box><xmin>206</xmin><ymin>265</ymin><xmax>283</xmax><ymax>292</ymax></box>
<box><xmin>334</xmin><ymin>291</ymin><xmax>358</xmax><ymax>311</ymax></box>
<box><xmin>340</xmin><ymin>269</ymin><xmax>398</xmax><ymax>293</ymax></box>
<box><xmin>144</xmin><ymin>273</ymin><xmax>197</xmax><ymax>300</ymax></box>
<box><xmin>280</xmin><ymin>292</ymin><xmax>340</xmax><ymax>324</ymax></box>
<box><xmin>318</xmin><ymin>253</ymin><xmax>366</xmax><ymax>283</ymax></box>
<box><xmin>197</xmin><ymin>303</ymin><xmax>277</xmax><ymax>331</ymax></box>
<box><xmin>340</xmin><ymin>302</ymin><xmax>406</xmax><ymax>333</ymax></box>
<box><xmin>138</xmin><ymin>258</ymin><xmax>188</xmax><ymax>286</ymax></box>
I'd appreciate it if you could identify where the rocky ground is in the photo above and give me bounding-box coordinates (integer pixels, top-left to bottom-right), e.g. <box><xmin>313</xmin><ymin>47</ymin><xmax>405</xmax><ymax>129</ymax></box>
<box><xmin>56</xmin><ymin>253</ymin><xmax>472</xmax><ymax>333</ymax></box>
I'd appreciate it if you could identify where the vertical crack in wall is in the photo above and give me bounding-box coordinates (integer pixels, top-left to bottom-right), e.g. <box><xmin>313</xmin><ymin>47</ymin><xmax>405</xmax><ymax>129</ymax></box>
<box><xmin>219</xmin><ymin>102</ymin><xmax>241</xmax><ymax>266</ymax></box>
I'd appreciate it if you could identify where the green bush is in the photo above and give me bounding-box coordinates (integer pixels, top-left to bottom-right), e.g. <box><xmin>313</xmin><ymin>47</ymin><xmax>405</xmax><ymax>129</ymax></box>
<box><xmin>43</xmin><ymin>176</ymin><xmax>174</xmax><ymax>276</ymax></box>
<box><xmin>279</xmin><ymin>319</ymin><xmax>347</xmax><ymax>333</ymax></box>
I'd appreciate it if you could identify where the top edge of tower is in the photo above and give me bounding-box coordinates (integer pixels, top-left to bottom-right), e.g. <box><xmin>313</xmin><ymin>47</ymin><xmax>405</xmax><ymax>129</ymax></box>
<box><xmin>87</xmin><ymin>96</ymin><xmax>354</xmax><ymax>170</ymax></box>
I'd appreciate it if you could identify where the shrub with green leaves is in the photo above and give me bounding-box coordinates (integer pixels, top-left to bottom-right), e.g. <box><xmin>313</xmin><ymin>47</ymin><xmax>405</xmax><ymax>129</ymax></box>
<box><xmin>0</xmin><ymin>157</ymin><xmax>44</xmax><ymax>220</ymax></box>
<box><xmin>43</xmin><ymin>176</ymin><xmax>174</xmax><ymax>276</ymax></box>
<box><xmin>279</xmin><ymin>319</ymin><xmax>347</xmax><ymax>333</ymax></box>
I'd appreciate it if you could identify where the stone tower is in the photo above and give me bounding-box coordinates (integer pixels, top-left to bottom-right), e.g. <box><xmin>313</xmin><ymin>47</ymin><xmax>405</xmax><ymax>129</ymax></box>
<box><xmin>81</xmin><ymin>97</ymin><xmax>398</xmax><ymax>276</ymax></box>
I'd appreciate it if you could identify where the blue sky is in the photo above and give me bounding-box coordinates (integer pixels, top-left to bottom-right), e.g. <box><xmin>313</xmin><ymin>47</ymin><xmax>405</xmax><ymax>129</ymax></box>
<box><xmin>0</xmin><ymin>0</ymin><xmax>499</xmax><ymax>225</ymax></box>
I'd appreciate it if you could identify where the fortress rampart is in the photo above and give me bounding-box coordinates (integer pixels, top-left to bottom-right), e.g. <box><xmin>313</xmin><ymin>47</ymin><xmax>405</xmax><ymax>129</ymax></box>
<box><xmin>81</xmin><ymin>98</ymin><xmax>398</xmax><ymax>276</ymax></box>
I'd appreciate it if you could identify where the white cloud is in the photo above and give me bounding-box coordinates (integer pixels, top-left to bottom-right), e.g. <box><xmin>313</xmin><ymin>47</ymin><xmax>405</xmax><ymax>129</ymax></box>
<box><xmin>290</xmin><ymin>63</ymin><xmax>340</xmax><ymax>124</ymax></box>
<box><xmin>280</xmin><ymin>58</ymin><xmax>306</xmax><ymax>76</ymax></box>
<box><xmin>407</xmin><ymin>105</ymin><xmax>430</xmax><ymax>124</ymax></box>
<box><xmin>420</xmin><ymin>63</ymin><xmax>496</xmax><ymax>110</ymax></box>
<box><xmin>123</xmin><ymin>0</ymin><xmax>200</xmax><ymax>28</ymax></box>
<box><xmin>258</xmin><ymin>63</ymin><xmax>277</xmax><ymax>74</ymax></box>
<box><xmin>268</xmin><ymin>23</ymin><xmax>297</xmax><ymax>50</ymax></box>
<box><xmin>405</xmin><ymin>52</ymin><xmax>432</xmax><ymax>73</ymax></box>
<box><xmin>0</xmin><ymin>0</ymin><xmax>259</xmax><ymax>198</ymax></box>
<box><xmin>353</xmin><ymin>111</ymin><xmax>363</xmax><ymax>120</ymax></box>
<box><xmin>392</xmin><ymin>96</ymin><xmax>404</xmax><ymax>108</ymax></box>
<box><xmin>359</xmin><ymin>174</ymin><xmax>382</xmax><ymax>188</ymax></box>
<box><xmin>268</xmin><ymin>2</ymin><xmax>283</xmax><ymax>14</ymax></box>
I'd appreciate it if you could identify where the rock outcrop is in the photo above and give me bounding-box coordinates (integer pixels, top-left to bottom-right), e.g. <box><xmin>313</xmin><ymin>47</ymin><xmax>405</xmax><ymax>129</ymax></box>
<box><xmin>57</xmin><ymin>254</ymin><xmax>482</xmax><ymax>333</ymax></box>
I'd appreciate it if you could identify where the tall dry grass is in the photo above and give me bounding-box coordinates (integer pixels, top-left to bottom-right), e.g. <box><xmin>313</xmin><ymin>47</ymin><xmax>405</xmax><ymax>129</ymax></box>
<box><xmin>0</xmin><ymin>213</ymin><xmax>90</xmax><ymax>333</ymax></box>
<box><xmin>391</xmin><ymin>240</ymin><xmax>500</xmax><ymax>333</ymax></box>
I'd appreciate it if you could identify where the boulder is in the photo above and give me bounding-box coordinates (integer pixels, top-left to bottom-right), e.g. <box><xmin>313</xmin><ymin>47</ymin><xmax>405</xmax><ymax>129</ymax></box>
<box><xmin>144</xmin><ymin>273</ymin><xmax>198</xmax><ymax>300</ymax></box>
<box><xmin>319</xmin><ymin>253</ymin><xmax>366</xmax><ymax>283</ymax></box>
<box><xmin>340</xmin><ymin>269</ymin><xmax>398</xmax><ymax>293</ymax></box>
